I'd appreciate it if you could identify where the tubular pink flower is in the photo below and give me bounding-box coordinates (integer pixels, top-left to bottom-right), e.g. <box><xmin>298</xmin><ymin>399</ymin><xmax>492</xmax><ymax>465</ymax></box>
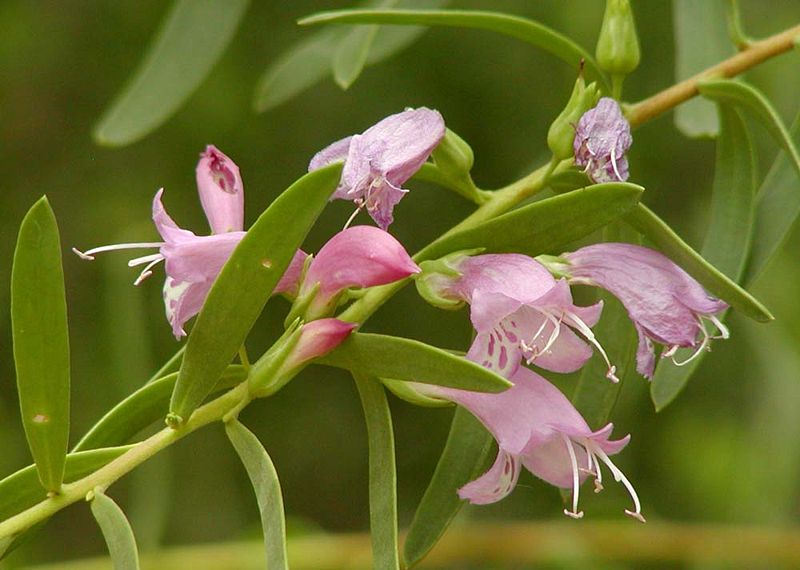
<box><xmin>417</xmin><ymin>367</ymin><xmax>644</xmax><ymax>521</ymax></box>
<box><xmin>425</xmin><ymin>254</ymin><xmax>616</xmax><ymax>381</ymax></box>
<box><xmin>73</xmin><ymin>147</ymin><xmax>305</xmax><ymax>339</ymax></box>
<box><xmin>196</xmin><ymin>145</ymin><xmax>244</xmax><ymax>234</ymax></box>
<box><xmin>300</xmin><ymin>225</ymin><xmax>420</xmax><ymax>318</ymax></box>
<box><xmin>573</xmin><ymin>97</ymin><xmax>632</xmax><ymax>183</ymax></box>
<box><xmin>308</xmin><ymin>107</ymin><xmax>446</xmax><ymax>229</ymax></box>
<box><xmin>562</xmin><ymin>242</ymin><xmax>729</xmax><ymax>378</ymax></box>
<box><xmin>284</xmin><ymin>319</ymin><xmax>358</xmax><ymax>370</ymax></box>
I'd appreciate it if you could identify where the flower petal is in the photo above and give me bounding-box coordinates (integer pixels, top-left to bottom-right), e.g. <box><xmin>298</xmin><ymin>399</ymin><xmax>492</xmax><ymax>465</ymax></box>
<box><xmin>152</xmin><ymin>189</ymin><xmax>196</xmax><ymax>244</ymax></box>
<box><xmin>196</xmin><ymin>145</ymin><xmax>244</xmax><ymax>234</ymax></box>
<box><xmin>458</xmin><ymin>450</ymin><xmax>520</xmax><ymax>505</ymax></box>
<box><xmin>163</xmin><ymin>276</ymin><xmax>212</xmax><ymax>339</ymax></box>
<box><xmin>274</xmin><ymin>249</ymin><xmax>309</xmax><ymax>298</ymax></box>
<box><xmin>308</xmin><ymin>135</ymin><xmax>354</xmax><ymax>173</ymax></box>
<box><xmin>160</xmin><ymin>231</ymin><xmax>245</xmax><ymax>283</ymax></box>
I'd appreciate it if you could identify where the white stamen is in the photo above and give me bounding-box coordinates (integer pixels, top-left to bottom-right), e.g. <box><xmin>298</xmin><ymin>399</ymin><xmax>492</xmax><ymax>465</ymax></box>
<box><xmin>562</xmin><ymin>434</ymin><xmax>584</xmax><ymax>520</ymax></box>
<box><xmin>590</xmin><ymin>444</ymin><xmax>645</xmax><ymax>523</ymax></box>
<box><xmin>610</xmin><ymin>145</ymin><xmax>623</xmax><ymax>181</ymax></box>
<box><xmin>71</xmin><ymin>242</ymin><xmax>163</xmax><ymax>261</ymax></box>
<box><xmin>708</xmin><ymin>315</ymin><xmax>730</xmax><ymax>339</ymax></box>
<box><xmin>133</xmin><ymin>257</ymin><xmax>164</xmax><ymax>286</ymax></box>
<box><xmin>128</xmin><ymin>253</ymin><xmax>163</xmax><ymax>267</ymax></box>
<box><xmin>661</xmin><ymin>345</ymin><xmax>679</xmax><ymax>359</ymax></box>
<box><xmin>672</xmin><ymin>318</ymin><xmax>711</xmax><ymax>366</ymax></box>
<box><xmin>567</xmin><ymin>311</ymin><xmax>619</xmax><ymax>382</ymax></box>
<box><xmin>342</xmin><ymin>205</ymin><xmax>363</xmax><ymax>230</ymax></box>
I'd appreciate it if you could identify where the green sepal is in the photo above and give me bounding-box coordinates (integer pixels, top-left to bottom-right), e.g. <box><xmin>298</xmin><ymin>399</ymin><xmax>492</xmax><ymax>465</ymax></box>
<box><xmin>548</xmin><ymin>77</ymin><xmax>600</xmax><ymax>160</ymax></box>
<box><xmin>248</xmin><ymin>320</ymin><xmax>304</xmax><ymax>397</ymax></box>
<box><xmin>381</xmin><ymin>378</ymin><xmax>452</xmax><ymax>408</ymax></box>
<box><xmin>415</xmin><ymin>248</ymin><xmax>482</xmax><ymax>310</ymax></box>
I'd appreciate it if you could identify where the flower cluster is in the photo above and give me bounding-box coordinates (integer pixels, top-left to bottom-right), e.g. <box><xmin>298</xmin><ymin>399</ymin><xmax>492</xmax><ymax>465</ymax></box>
<box><xmin>77</xmin><ymin>104</ymin><xmax>730</xmax><ymax>524</ymax></box>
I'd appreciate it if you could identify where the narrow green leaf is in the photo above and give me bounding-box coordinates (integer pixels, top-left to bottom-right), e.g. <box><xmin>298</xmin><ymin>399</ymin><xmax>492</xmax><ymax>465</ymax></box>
<box><xmin>624</xmin><ymin>203</ymin><xmax>771</xmax><ymax>323</ymax></box>
<box><xmin>94</xmin><ymin>0</ymin><xmax>249</xmax><ymax>146</ymax></box>
<box><xmin>254</xmin><ymin>28</ymin><xmax>342</xmax><ymax>113</ymax></box>
<box><xmin>317</xmin><ymin>333</ymin><xmax>511</xmax><ymax>392</ymax></box>
<box><xmin>0</xmin><ymin>446</ymin><xmax>132</xmax><ymax>523</ymax></box>
<box><xmin>402</xmin><ymin>407</ymin><xmax>492</xmax><ymax>568</ymax></box>
<box><xmin>225</xmin><ymin>420</ymin><xmax>288</xmax><ymax>570</ymax></box>
<box><xmin>74</xmin><ymin>366</ymin><xmax>245</xmax><ymax>452</ymax></box>
<box><xmin>0</xmin><ymin>537</ymin><xmax>13</xmax><ymax>558</ymax></box>
<box><xmin>698</xmin><ymin>79</ymin><xmax>800</xmax><ymax>179</ymax></box>
<box><xmin>333</xmin><ymin>24</ymin><xmax>380</xmax><ymax>89</ymax></box>
<box><xmin>255</xmin><ymin>0</ymin><xmax>447</xmax><ymax>112</ymax></box>
<box><xmin>354</xmin><ymin>373</ymin><xmax>399</xmax><ymax>570</ymax></box>
<box><xmin>748</xmin><ymin>113</ymin><xmax>800</xmax><ymax>283</ymax></box>
<box><xmin>90</xmin><ymin>489</ymin><xmax>140</xmax><ymax>570</ymax></box>
<box><xmin>673</xmin><ymin>0</ymin><xmax>731</xmax><ymax>137</ymax></box>
<box><xmin>11</xmin><ymin>196</ymin><xmax>70</xmax><ymax>492</ymax></box>
<box><xmin>651</xmin><ymin>105</ymin><xmax>757</xmax><ymax>410</ymax></box>
<box><xmin>421</xmin><ymin>182</ymin><xmax>643</xmax><ymax>261</ymax></box>
<box><xmin>170</xmin><ymin>164</ymin><xmax>341</xmax><ymax>422</ymax></box>
<box><xmin>298</xmin><ymin>9</ymin><xmax>609</xmax><ymax>89</ymax></box>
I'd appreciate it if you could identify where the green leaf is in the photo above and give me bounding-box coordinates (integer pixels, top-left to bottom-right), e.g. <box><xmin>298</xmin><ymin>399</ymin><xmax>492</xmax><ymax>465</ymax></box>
<box><xmin>333</xmin><ymin>24</ymin><xmax>381</xmax><ymax>90</ymax></box>
<box><xmin>94</xmin><ymin>0</ymin><xmax>249</xmax><ymax>146</ymax></box>
<box><xmin>254</xmin><ymin>0</ymin><xmax>447</xmax><ymax>112</ymax></box>
<box><xmin>74</xmin><ymin>366</ymin><xmax>246</xmax><ymax>452</ymax></box>
<box><xmin>624</xmin><ymin>203</ymin><xmax>771</xmax><ymax>323</ymax></box>
<box><xmin>11</xmin><ymin>196</ymin><xmax>70</xmax><ymax>492</ymax></box>
<box><xmin>317</xmin><ymin>333</ymin><xmax>511</xmax><ymax>392</ymax></box>
<box><xmin>420</xmin><ymin>182</ymin><xmax>643</xmax><ymax>261</ymax></box>
<box><xmin>402</xmin><ymin>407</ymin><xmax>492</xmax><ymax>568</ymax></box>
<box><xmin>698</xmin><ymin>79</ymin><xmax>800</xmax><ymax>180</ymax></box>
<box><xmin>170</xmin><ymin>164</ymin><xmax>341</xmax><ymax>422</ymax></box>
<box><xmin>0</xmin><ymin>446</ymin><xmax>132</xmax><ymax>524</ymax></box>
<box><xmin>354</xmin><ymin>373</ymin><xmax>399</xmax><ymax>570</ymax></box>
<box><xmin>651</xmin><ymin>105</ymin><xmax>757</xmax><ymax>410</ymax></box>
<box><xmin>298</xmin><ymin>9</ymin><xmax>609</xmax><ymax>90</ymax></box>
<box><xmin>90</xmin><ymin>489</ymin><xmax>140</xmax><ymax>570</ymax></box>
<box><xmin>254</xmin><ymin>28</ymin><xmax>343</xmax><ymax>113</ymax></box>
<box><xmin>748</xmin><ymin>112</ymin><xmax>800</xmax><ymax>283</ymax></box>
<box><xmin>672</xmin><ymin>0</ymin><xmax>732</xmax><ymax>137</ymax></box>
<box><xmin>225</xmin><ymin>420</ymin><xmax>288</xmax><ymax>570</ymax></box>
<box><xmin>146</xmin><ymin>346</ymin><xmax>185</xmax><ymax>385</ymax></box>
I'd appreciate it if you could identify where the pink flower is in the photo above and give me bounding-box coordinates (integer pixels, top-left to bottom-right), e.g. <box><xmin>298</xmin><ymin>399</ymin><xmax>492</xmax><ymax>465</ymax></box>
<box><xmin>573</xmin><ymin>97</ymin><xmax>632</xmax><ymax>183</ymax></box>
<box><xmin>419</xmin><ymin>253</ymin><xmax>618</xmax><ymax>382</ymax></box>
<box><xmin>417</xmin><ymin>366</ymin><xmax>644</xmax><ymax>521</ymax></box>
<box><xmin>299</xmin><ymin>225</ymin><xmax>420</xmax><ymax>319</ymax></box>
<box><xmin>284</xmin><ymin>318</ymin><xmax>358</xmax><ymax>370</ymax></box>
<box><xmin>308</xmin><ymin>107</ymin><xmax>446</xmax><ymax>229</ymax></box>
<box><xmin>562</xmin><ymin>242</ymin><xmax>729</xmax><ymax>378</ymax></box>
<box><xmin>74</xmin><ymin>146</ymin><xmax>305</xmax><ymax>339</ymax></box>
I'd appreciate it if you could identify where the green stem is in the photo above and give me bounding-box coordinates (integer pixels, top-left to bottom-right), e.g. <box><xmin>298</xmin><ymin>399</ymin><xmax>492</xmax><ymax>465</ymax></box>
<box><xmin>0</xmin><ymin>382</ymin><xmax>249</xmax><ymax>540</ymax></box>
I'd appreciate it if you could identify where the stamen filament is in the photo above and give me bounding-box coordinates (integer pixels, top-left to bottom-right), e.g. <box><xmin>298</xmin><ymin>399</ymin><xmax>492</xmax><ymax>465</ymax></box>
<box><xmin>591</xmin><ymin>445</ymin><xmax>645</xmax><ymax>523</ymax></box>
<box><xmin>71</xmin><ymin>242</ymin><xmax>164</xmax><ymax>261</ymax></box>
<box><xmin>562</xmin><ymin>434</ymin><xmax>584</xmax><ymax>520</ymax></box>
<box><xmin>133</xmin><ymin>257</ymin><xmax>164</xmax><ymax>286</ymax></box>
<box><xmin>128</xmin><ymin>253</ymin><xmax>163</xmax><ymax>267</ymax></box>
<box><xmin>567</xmin><ymin>312</ymin><xmax>619</xmax><ymax>382</ymax></box>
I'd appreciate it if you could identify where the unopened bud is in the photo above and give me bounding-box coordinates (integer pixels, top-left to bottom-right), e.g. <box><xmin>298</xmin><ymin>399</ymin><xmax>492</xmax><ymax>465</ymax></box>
<box><xmin>596</xmin><ymin>0</ymin><xmax>641</xmax><ymax>77</ymax></box>
<box><xmin>415</xmin><ymin>249</ymin><xmax>482</xmax><ymax>310</ymax></box>
<box><xmin>547</xmin><ymin>74</ymin><xmax>600</xmax><ymax>161</ymax></box>
<box><xmin>431</xmin><ymin>128</ymin><xmax>474</xmax><ymax>175</ymax></box>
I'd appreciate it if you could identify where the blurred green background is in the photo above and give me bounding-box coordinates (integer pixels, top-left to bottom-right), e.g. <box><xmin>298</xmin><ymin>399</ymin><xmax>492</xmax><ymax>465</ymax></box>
<box><xmin>1</xmin><ymin>1</ymin><xmax>799</xmax><ymax>568</ymax></box>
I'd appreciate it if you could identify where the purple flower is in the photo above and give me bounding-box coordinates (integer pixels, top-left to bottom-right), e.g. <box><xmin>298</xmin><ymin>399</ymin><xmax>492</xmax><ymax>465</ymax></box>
<box><xmin>562</xmin><ymin>242</ymin><xmax>729</xmax><ymax>378</ymax></box>
<box><xmin>573</xmin><ymin>97</ymin><xmax>632</xmax><ymax>183</ymax></box>
<box><xmin>309</xmin><ymin>108</ymin><xmax>446</xmax><ymax>229</ymax></box>
<box><xmin>74</xmin><ymin>146</ymin><xmax>305</xmax><ymax>339</ymax></box>
<box><xmin>421</xmin><ymin>253</ymin><xmax>618</xmax><ymax>382</ymax></box>
<box><xmin>299</xmin><ymin>225</ymin><xmax>420</xmax><ymax>319</ymax></box>
<box><xmin>417</xmin><ymin>366</ymin><xmax>644</xmax><ymax>521</ymax></box>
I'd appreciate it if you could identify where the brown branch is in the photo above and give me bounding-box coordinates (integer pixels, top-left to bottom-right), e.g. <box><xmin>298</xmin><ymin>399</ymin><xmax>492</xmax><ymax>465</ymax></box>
<box><xmin>627</xmin><ymin>23</ymin><xmax>800</xmax><ymax>126</ymax></box>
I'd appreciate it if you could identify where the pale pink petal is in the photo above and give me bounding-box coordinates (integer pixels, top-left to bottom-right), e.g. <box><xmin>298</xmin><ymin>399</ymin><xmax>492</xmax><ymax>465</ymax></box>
<box><xmin>160</xmin><ymin>231</ymin><xmax>245</xmax><ymax>283</ymax></box>
<box><xmin>458</xmin><ymin>450</ymin><xmax>520</xmax><ymax>505</ymax></box>
<box><xmin>163</xmin><ymin>276</ymin><xmax>212</xmax><ymax>339</ymax></box>
<box><xmin>286</xmin><ymin>318</ymin><xmax>357</xmax><ymax>368</ymax></box>
<box><xmin>634</xmin><ymin>324</ymin><xmax>656</xmax><ymax>379</ymax></box>
<box><xmin>308</xmin><ymin>135</ymin><xmax>354</xmax><ymax>172</ymax></box>
<box><xmin>573</xmin><ymin>98</ymin><xmax>632</xmax><ymax>183</ymax></box>
<box><xmin>152</xmin><ymin>189</ymin><xmax>196</xmax><ymax>244</ymax></box>
<box><xmin>454</xmin><ymin>254</ymin><xmax>556</xmax><ymax>306</ymax></box>
<box><xmin>196</xmin><ymin>145</ymin><xmax>244</xmax><ymax>234</ymax></box>
<box><xmin>466</xmin><ymin>329</ymin><xmax>522</xmax><ymax>379</ymax></box>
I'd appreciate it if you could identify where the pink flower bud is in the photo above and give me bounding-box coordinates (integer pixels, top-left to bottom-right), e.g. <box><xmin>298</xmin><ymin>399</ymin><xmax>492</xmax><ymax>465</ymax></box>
<box><xmin>285</xmin><ymin>318</ymin><xmax>357</xmax><ymax>369</ymax></box>
<box><xmin>301</xmin><ymin>225</ymin><xmax>420</xmax><ymax>317</ymax></box>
